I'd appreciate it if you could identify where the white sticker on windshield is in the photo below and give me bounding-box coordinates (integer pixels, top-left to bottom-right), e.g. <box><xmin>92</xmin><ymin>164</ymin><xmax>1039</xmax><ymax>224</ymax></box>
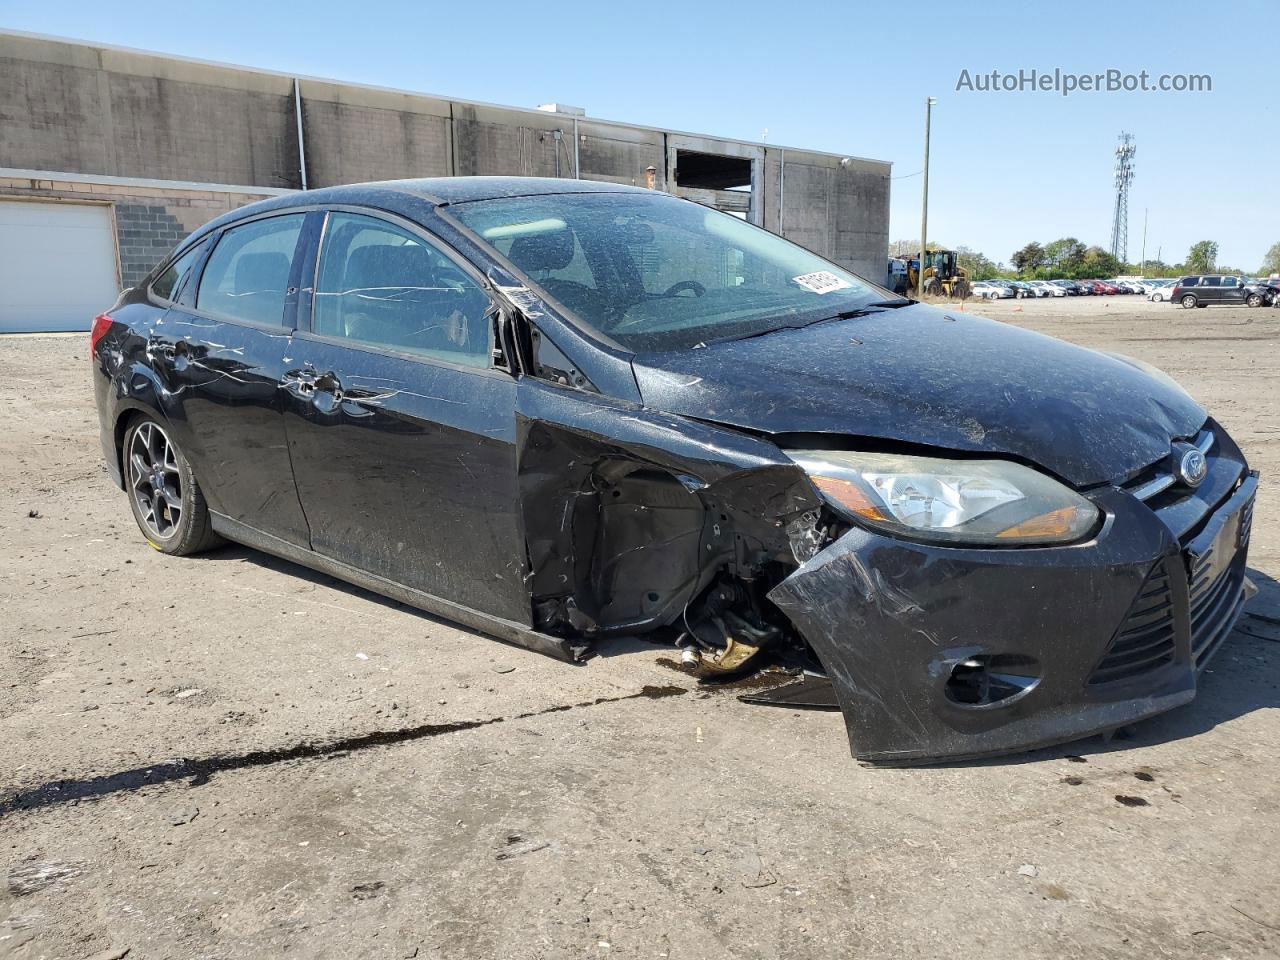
<box><xmin>792</xmin><ymin>271</ymin><xmax>852</xmax><ymax>294</ymax></box>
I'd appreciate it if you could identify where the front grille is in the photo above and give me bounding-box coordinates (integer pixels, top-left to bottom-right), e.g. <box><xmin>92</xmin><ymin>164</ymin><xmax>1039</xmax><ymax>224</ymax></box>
<box><xmin>1088</xmin><ymin>563</ymin><xmax>1177</xmax><ymax>685</ymax></box>
<box><xmin>1090</xmin><ymin>452</ymin><xmax>1256</xmax><ymax>687</ymax></box>
<box><xmin>1189</xmin><ymin>492</ymin><xmax>1254</xmax><ymax>669</ymax></box>
<box><xmin>1190</xmin><ymin>563</ymin><xmax>1247</xmax><ymax>667</ymax></box>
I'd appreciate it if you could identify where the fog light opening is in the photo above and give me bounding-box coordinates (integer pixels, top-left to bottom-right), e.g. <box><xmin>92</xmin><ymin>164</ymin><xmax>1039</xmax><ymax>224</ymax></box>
<box><xmin>945</xmin><ymin>654</ymin><xmax>1041</xmax><ymax>707</ymax></box>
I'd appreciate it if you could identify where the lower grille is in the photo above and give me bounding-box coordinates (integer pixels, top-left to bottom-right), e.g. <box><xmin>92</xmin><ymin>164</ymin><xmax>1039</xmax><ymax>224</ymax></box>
<box><xmin>1191</xmin><ymin>564</ymin><xmax>1247</xmax><ymax>668</ymax></box>
<box><xmin>1088</xmin><ymin>564</ymin><xmax>1176</xmax><ymax>685</ymax></box>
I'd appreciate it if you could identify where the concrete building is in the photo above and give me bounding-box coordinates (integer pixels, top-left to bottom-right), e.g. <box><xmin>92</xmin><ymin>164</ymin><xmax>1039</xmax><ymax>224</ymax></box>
<box><xmin>0</xmin><ymin>30</ymin><xmax>891</xmax><ymax>332</ymax></box>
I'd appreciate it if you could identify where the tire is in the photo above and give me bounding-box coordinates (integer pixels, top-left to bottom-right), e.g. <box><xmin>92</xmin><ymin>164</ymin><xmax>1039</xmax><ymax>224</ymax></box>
<box><xmin>122</xmin><ymin>416</ymin><xmax>223</xmax><ymax>556</ymax></box>
<box><xmin>1181</xmin><ymin>295</ymin><xmax>1198</xmax><ymax>309</ymax></box>
<box><xmin>1153</xmin><ymin>293</ymin><xmax>1164</xmax><ymax>302</ymax></box>
<box><xmin>1247</xmin><ymin>293</ymin><xmax>1263</xmax><ymax>307</ymax></box>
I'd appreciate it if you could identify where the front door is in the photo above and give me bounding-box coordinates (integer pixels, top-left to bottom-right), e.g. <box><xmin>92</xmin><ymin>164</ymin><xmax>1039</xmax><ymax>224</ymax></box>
<box><xmin>282</xmin><ymin>210</ymin><xmax>530</xmax><ymax>624</ymax></box>
<box><xmin>152</xmin><ymin>211</ymin><xmax>311</xmax><ymax>545</ymax></box>
<box><xmin>1218</xmin><ymin>276</ymin><xmax>1245</xmax><ymax>304</ymax></box>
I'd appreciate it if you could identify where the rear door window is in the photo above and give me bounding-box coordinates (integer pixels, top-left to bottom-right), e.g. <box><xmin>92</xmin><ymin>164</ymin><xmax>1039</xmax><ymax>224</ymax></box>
<box><xmin>196</xmin><ymin>214</ymin><xmax>306</xmax><ymax>326</ymax></box>
<box><xmin>312</xmin><ymin>212</ymin><xmax>492</xmax><ymax>368</ymax></box>
<box><xmin>151</xmin><ymin>240</ymin><xmax>208</xmax><ymax>304</ymax></box>
<box><xmin>1201</xmin><ymin>276</ymin><xmax>1221</xmax><ymax>287</ymax></box>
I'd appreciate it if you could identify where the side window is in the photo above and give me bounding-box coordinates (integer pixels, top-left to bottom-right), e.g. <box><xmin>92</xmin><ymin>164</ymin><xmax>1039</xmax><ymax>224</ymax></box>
<box><xmin>197</xmin><ymin>214</ymin><xmax>306</xmax><ymax>326</ymax></box>
<box><xmin>1182</xmin><ymin>277</ymin><xmax>1199</xmax><ymax>287</ymax></box>
<box><xmin>151</xmin><ymin>239</ymin><xmax>207</xmax><ymax>303</ymax></box>
<box><xmin>1202</xmin><ymin>276</ymin><xmax>1221</xmax><ymax>287</ymax></box>
<box><xmin>1221</xmin><ymin>276</ymin><xmax>1238</xmax><ymax>288</ymax></box>
<box><xmin>314</xmin><ymin>212</ymin><xmax>492</xmax><ymax>368</ymax></box>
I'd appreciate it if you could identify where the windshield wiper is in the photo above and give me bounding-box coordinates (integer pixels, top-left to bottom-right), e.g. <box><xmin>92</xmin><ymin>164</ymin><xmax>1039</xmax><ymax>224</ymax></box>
<box><xmin>703</xmin><ymin>305</ymin><xmax>889</xmax><ymax>347</ymax></box>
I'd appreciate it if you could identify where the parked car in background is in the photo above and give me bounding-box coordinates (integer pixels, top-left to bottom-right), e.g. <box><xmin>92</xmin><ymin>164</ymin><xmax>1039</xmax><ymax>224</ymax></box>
<box><xmin>1170</xmin><ymin>275</ymin><xmax>1249</xmax><ymax>308</ymax></box>
<box><xmin>1031</xmin><ymin>280</ymin><xmax>1066</xmax><ymax>297</ymax></box>
<box><xmin>1007</xmin><ymin>281</ymin><xmax>1037</xmax><ymax>298</ymax></box>
<box><xmin>971</xmin><ymin>280</ymin><xmax>1012</xmax><ymax>299</ymax></box>
<box><xmin>1050</xmin><ymin>280</ymin><xmax>1079</xmax><ymax>295</ymax></box>
<box><xmin>1147</xmin><ymin>280</ymin><xmax>1177</xmax><ymax>302</ymax></box>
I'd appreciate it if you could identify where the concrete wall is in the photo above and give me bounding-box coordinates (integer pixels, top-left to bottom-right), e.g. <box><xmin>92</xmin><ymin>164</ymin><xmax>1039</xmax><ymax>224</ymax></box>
<box><xmin>0</xmin><ymin>175</ymin><xmax>276</xmax><ymax>289</ymax></box>
<box><xmin>0</xmin><ymin>31</ymin><xmax>891</xmax><ymax>287</ymax></box>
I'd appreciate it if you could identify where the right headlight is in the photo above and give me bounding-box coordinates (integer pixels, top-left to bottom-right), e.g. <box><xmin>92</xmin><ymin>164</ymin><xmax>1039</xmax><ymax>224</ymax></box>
<box><xmin>789</xmin><ymin>450</ymin><xmax>1100</xmax><ymax>546</ymax></box>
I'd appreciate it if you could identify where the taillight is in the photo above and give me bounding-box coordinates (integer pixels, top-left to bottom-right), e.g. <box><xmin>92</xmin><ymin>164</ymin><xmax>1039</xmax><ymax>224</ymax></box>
<box><xmin>90</xmin><ymin>313</ymin><xmax>113</xmax><ymax>358</ymax></box>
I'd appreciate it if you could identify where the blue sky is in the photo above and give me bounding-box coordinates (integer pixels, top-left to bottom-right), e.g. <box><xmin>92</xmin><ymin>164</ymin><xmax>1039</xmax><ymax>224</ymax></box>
<box><xmin>2</xmin><ymin>0</ymin><xmax>1274</xmax><ymax>270</ymax></box>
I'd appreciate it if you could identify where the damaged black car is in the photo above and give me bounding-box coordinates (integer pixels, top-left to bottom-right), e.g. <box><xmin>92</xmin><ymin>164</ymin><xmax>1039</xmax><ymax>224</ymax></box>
<box><xmin>90</xmin><ymin>177</ymin><xmax>1258</xmax><ymax>763</ymax></box>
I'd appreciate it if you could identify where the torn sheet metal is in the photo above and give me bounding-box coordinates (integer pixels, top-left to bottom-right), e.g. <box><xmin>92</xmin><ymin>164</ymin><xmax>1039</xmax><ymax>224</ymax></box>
<box><xmin>767</xmin><ymin>485</ymin><xmax>1233</xmax><ymax>764</ymax></box>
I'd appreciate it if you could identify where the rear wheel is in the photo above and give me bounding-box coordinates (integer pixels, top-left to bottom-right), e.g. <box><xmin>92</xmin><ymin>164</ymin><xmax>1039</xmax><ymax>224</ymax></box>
<box><xmin>1181</xmin><ymin>294</ymin><xmax>1198</xmax><ymax>308</ymax></box>
<box><xmin>123</xmin><ymin>417</ymin><xmax>222</xmax><ymax>555</ymax></box>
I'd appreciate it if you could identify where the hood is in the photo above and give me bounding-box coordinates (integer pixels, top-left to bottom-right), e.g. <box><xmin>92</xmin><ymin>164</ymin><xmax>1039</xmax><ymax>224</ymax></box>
<box><xmin>630</xmin><ymin>303</ymin><xmax>1206</xmax><ymax>487</ymax></box>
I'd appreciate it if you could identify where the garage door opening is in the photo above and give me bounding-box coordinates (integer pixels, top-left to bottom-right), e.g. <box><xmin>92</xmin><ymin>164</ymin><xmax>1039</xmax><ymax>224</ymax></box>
<box><xmin>0</xmin><ymin>201</ymin><xmax>121</xmax><ymax>333</ymax></box>
<box><xmin>674</xmin><ymin>150</ymin><xmax>753</xmax><ymax>191</ymax></box>
<box><xmin>672</xmin><ymin>149</ymin><xmax>757</xmax><ymax>221</ymax></box>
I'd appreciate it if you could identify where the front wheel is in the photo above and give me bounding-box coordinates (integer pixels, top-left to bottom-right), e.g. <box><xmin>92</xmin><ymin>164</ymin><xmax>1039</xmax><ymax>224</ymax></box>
<box><xmin>1152</xmin><ymin>293</ymin><xmax>1164</xmax><ymax>302</ymax></box>
<box><xmin>1181</xmin><ymin>294</ymin><xmax>1198</xmax><ymax>309</ymax></box>
<box><xmin>123</xmin><ymin>417</ymin><xmax>222</xmax><ymax>555</ymax></box>
<box><xmin>1247</xmin><ymin>293</ymin><xmax>1263</xmax><ymax>307</ymax></box>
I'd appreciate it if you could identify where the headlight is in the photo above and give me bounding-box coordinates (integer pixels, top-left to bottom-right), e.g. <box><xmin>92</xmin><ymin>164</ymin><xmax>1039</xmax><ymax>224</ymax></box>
<box><xmin>789</xmin><ymin>450</ymin><xmax>1099</xmax><ymax>546</ymax></box>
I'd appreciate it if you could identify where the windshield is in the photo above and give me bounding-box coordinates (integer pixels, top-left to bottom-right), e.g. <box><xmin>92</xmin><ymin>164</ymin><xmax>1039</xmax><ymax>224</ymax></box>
<box><xmin>450</xmin><ymin>191</ymin><xmax>887</xmax><ymax>351</ymax></box>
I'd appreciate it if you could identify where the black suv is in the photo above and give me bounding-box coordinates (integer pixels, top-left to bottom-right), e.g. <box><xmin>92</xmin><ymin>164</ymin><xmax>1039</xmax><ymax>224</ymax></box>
<box><xmin>1169</xmin><ymin>274</ymin><xmax>1252</xmax><ymax>308</ymax></box>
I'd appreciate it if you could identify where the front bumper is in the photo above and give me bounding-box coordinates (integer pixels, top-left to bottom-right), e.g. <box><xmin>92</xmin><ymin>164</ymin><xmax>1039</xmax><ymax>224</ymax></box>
<box><xmin>769</xmin><ymin>429</ymin><xmax>1256</xmax><ymax>764</ymax></box>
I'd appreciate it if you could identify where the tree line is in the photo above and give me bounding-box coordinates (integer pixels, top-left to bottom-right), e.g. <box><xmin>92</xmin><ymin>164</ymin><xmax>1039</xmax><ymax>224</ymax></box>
<box><xmin>889</xmin><ymin>240</ymin><xmax>1280</xmax><ymax>282</ymax></box>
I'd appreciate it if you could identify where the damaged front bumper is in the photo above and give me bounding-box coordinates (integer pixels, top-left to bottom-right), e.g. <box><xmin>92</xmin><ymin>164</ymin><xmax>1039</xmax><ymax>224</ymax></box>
<box><xmin>769</xmin><ymin>471</ymin><xmax>1258</xmax><ymax>764</ymax></box>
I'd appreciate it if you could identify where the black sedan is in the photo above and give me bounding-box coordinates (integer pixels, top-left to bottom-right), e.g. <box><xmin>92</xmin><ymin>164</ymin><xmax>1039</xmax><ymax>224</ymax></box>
<box><xmin>90</xmin><ymin>178</ymin><xmax>1257</xmax><ymax>763</ymax></box>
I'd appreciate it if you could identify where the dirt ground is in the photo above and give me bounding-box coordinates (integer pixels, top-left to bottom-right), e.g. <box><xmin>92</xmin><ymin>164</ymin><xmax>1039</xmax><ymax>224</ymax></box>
<box><xmin>2</xmin><ymin>294</ymin><xmax>1279</xmax><ymax>960</ymax></box>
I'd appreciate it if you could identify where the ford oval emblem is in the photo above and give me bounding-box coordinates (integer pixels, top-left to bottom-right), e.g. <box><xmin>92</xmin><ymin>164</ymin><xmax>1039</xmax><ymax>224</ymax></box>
<box><xmin>1177</xmin><ymin>446</ymin><xmax>1207</xmax><ymax>487</ymax></box>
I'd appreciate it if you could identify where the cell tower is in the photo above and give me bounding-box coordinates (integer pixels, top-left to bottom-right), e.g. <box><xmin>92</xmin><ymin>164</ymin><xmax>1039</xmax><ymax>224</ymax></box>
<box><xmin>1109</xmin><ymin>132</ymin><xmax>1136</xmax><ymax>264</ymax></box>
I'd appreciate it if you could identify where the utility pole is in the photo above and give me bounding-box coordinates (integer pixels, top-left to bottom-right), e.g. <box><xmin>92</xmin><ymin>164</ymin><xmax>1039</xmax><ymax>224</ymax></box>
<box><xmin>1140</xmin><ymin>208</ymin><xmax>1148</xmax><ymax>275</ymax></box>
<box><xmin>919</xmin><ymin>96</ymin><xmax>936</xmax><ymax>298</ymax></box>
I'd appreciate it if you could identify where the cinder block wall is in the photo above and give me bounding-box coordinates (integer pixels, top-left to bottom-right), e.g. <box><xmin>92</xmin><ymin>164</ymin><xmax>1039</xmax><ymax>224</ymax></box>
<box><xmin>0</xmin><ymin>176</ymin><xmax>274</xmax><ymax>287</ymax></box>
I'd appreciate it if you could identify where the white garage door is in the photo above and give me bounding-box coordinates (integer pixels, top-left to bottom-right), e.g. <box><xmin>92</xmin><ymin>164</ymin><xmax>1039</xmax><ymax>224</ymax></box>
<box><xmin>0</xmin><ymin>201</ymin><xmax>121</xmax><ymax>333</ymax></box>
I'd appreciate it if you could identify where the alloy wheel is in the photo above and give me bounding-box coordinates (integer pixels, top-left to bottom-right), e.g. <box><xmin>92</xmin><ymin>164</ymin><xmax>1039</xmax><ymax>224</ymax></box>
<box><xmin>128</xmin><ymin>421</ymin><xmax>183</xmax><ymax>539</ymax></box>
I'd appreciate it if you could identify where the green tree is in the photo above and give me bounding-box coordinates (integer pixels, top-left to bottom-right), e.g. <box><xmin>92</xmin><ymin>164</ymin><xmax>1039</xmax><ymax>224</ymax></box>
<box><xmin>1043</xmin><ymin>237</ymin><xmax>1086</xmax><ymax>272</ymax></box>
<box><xmin>1186</xmin><ymin>241</ymin><xmax>1219</xmax><ymax>273</ymax></box>
<box><xmin>955</xmin><ymin>245</ymin><xmax>998</xmax><ymax>280</ymax></box>
<box><xmin>1260</xmin><ymin>241</ymin><xmax>1280</xmax><ymax>276</ymax></box>
<box><xmin>1011</xmin><ymin>242</ymin><xmax>1045</xmax><ymax>275</ymax></box>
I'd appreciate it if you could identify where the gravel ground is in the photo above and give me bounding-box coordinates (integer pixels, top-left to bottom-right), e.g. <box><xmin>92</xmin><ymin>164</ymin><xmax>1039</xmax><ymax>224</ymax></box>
<box><xmin>1</xmin><ymin>295</ymin><xmax>1278</xmax><ymax>960</ymax></box>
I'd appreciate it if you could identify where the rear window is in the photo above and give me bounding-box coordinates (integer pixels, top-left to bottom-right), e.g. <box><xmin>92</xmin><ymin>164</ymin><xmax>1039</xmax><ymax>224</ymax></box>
<box><xmin>197</xmin><ymin>214</ymin><xmax>306</xmax><ymax>326</ymax></box>
<box><xmin>151</xmin><ymin>240</ymin><xmax>207</xmax><ymax>303</ymax></box>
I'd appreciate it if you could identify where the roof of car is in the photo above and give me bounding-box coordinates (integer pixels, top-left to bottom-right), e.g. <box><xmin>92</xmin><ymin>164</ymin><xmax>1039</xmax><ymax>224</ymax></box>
<box><xmin>374</xmin><ymin>176</ymin><xmax>651</xmax><ymax>203</ymax></box>
<box><xmin>185</xmin><ymin>176</ymin><xmax>656</xmax><ymax>244</ymax></box>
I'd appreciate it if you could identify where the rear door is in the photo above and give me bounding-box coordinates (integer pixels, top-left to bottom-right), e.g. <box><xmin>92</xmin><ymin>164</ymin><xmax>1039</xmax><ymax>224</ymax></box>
<box><xmin>282</xmin><ymin>209</ymin><xmax>530</xmax><ymax>624</ymax></box>
<box><xmin>154</xmin><ymin>211</ymin><xmax>312</xmax><ymax>545</ymax></box>
<box><xmin>1199</xmin><ymin>275</ymin><xmax>1222</xmax><ymax>303</ymax></box>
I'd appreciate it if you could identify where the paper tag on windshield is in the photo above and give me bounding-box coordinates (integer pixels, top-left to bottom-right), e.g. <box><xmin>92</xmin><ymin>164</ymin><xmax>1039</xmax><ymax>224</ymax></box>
<box><xmin>792</xmin><ymin>271</ymin><xmax>852</xmax><ymax>294</ymax></box>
